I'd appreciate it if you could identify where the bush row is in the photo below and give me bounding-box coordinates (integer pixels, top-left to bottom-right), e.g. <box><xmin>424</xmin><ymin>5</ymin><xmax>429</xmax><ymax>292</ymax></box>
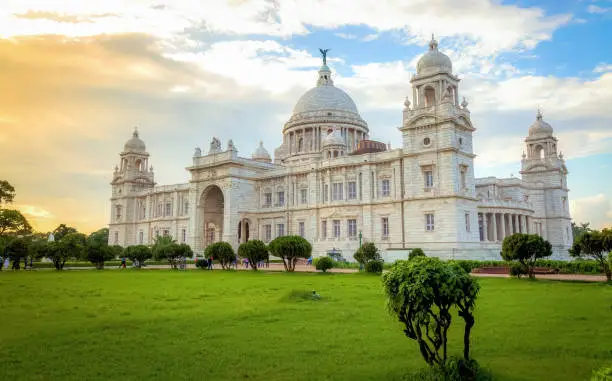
<box><xmin>451</xmin><ymin>259</ymin><xmax>604</xmax><ymax>274</ymax></box>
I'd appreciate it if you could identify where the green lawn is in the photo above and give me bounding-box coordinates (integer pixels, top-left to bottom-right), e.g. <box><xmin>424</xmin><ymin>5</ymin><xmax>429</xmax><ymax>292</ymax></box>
<box><xmin>0</xmin><ymin>270</ymin><xmax>610</xmax><ymax>381</ymax></box>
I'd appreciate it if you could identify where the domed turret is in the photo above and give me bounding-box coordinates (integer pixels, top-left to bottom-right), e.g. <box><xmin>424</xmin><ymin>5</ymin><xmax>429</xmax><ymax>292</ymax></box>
<box><xmin>252</xmin><ymin>141</ymin><xmax>271</xmax><ymax>163</ymax></box>
<box><xmin>416</xmin><ymin>35</ymin><xmax>452</xmax><ymax>76</ymax></box>
<box><xmin>528</xmin><ymin>109</ymin><xmax>553</xmax><ymax>136</ymax></box>
<box><xmin>124</xmin><ymin>128</ymin><xmax>146</xmax><ymax>153</ymax></box>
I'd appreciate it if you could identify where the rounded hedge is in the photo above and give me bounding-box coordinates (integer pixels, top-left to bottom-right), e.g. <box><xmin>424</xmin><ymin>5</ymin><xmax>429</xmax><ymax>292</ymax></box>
<box><xmin>365</xmin><ymin>259</ymin><xmax>383</xmax><ymax>274</ymax></box>
<box><xmin>316</xmin><ymin>256</ymin><xmax>334</xmax><ymax>273</ymax></box>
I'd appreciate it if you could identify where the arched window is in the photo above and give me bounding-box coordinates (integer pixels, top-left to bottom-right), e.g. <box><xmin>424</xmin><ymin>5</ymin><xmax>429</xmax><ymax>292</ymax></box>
<box><xmin>534</xmin><ymin>145</ymin><xmax>544</xmax><ymax>159</ymax></box>
<box><xmin>425</xmin><ymin>87</ymin><xmax>436</xmax><ymax>107</ymax></box>
<box><xmin>298</xmin><ymin>138</ymin><xmax>303</xmax><ymax>152</ymax></box>
<box><xmin>135</xmin><ymin>159</ymin><xmax>142</xmax><ymax>171</ymax></box>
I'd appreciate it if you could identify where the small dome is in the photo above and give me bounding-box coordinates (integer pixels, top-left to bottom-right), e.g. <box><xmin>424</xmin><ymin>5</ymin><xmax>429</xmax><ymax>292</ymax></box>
<box><xmin>528</xmin><ymin>110</ymin><xmax>553</xmax><ymax>136</ymax></box>
<box><xmin>252</xmin><ymin>141</ymin><xmax>271</xmax><ymax>162</ymax></box>
<box><xmin>322</xmin><ymin>129</ymin><xmax>346</xmax><ymax>147</ymax></box>
<box><xmin>124</xmin><ymin>128</ymin><xmax>146</xmax><ymax>152</ymax></box>
<box><xmin>417</xmin><ymin>35</ymin><xmax>452</xmax><ymax>75</ymax></box>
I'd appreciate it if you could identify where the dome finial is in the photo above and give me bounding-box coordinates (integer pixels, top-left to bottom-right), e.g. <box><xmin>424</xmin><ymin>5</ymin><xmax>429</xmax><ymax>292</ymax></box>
<box><xmin>429</xmin><ymin>33</ymin><xmax>438</xmax><ymax>50</ymax></box>
<box><xmin>536</xmin><ymin>107</ymin><xmax>543</xmax><ymax>121</ymax></box>
<box><xmin>133</xmin><ymin>126</ymin><xmax>139</xmax><ymax>138</ymax></box>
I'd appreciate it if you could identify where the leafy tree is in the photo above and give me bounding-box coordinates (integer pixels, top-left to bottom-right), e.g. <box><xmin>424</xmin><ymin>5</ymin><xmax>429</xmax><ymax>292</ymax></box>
<box><xmin>571</xmin><ymin>221</ymin><xmax>591</xmax><ymax>241</ymax></box>
<box><xmin>6</xmin><ymin>237</ymin><xmax>29</xmax><ymax>269</ymax></box>
<box><xmin>0</xmin><ymin>236</ymin><xmax>8</xmax><ymax>270</ymax></box>
<box><xmin>501</xmin><ymin>233</ymin><xmax>552</xmax><ymax>278</ymax></box>
<box><xmin>109</xmin><ymin>245</ymin><xmax>124</xmax><ymax>259</ymax></box>
<box><xmin>365</xmin><ymin>259</ymin><xmax>384</xmax><ymax>274</ymax></box>
<box><xmin>45</xmin><ymin>242</ymin><xmax>67</xmax><ymax>270</ymax></box>
<box><xmin>45</xmin><ymin>232</ymin><xmax>87</xmax><ymax>270</ymax></box>
<box><xmin>205</xmin><ymin>242</ymin><xmax>236</xmax><ymax>269</ymax></box>
<box><xmin>570</xmin><ymin>229</ymin><xmax>612</xmax><ymax>282</ymax></box>
<box><xmin>0</xmin><ymin>209</ymin><xmax>32</xmax><ymax>236</ymax></box>
<box><xmin>268</xmin><ymin>235</ymin><xmax>312</xmax><ymax>272</ymax></box>
<box><xmin>176</xmin><ymin>243</ymin><xmax>193</xmax><ymax>261</ymax></box>
<box><xmin>237</xmin><ymin>240</ymin><xmax>269</xmax><ymax>270</ymax></box>
<box><xmin>409</xmin><ymin>248</ymin><xmax>425</xmax><ymax>260</ymax></box>
<box><xmin>316</xmin><ymin>256</ymin><xmax>334</xmax><ymax>272</ymax></box>
<box><xmin>85</xmin><ymin>228</ymin><xmax>115</xmax><ymax>269</ymax></box>
<box><xmin>124</xmin><ymin>245</ymin><xmax>152</xmax><ymax>268</ymax></box>
<box><xmin>382</xmin><ymin>257</ymin><xmax>481</xmax><ymax>368</ymax></box>
<box><xmin>52</xmin><ymin>224</ymin><xmax>78</xmax><ymax>241</ymax></box>
<box><xmin>28</xmin><ymin>235</ymin><xmax>51</xmax><ymax>260</ymax></box>
<box><xmin>0</xmin><ymin>180</ymin><xmax>15</xmax><ymax>205</ymax></box>
<box><xmin>353</xmin><ymin>242</ymin><xmax>381</xmax><ymax>267</ymax></box>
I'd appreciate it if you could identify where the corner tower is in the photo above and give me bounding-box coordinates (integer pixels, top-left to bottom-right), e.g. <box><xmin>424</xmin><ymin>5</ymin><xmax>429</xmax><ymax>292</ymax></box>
<box><xmin>520</xmin><ymin>110</ymin><xmax>572</xmax><ymax>256</ymax></box>
<box><xmin>109</xmin><ymin>128</ymin><xmax>155</xmax><ymax>245</ymax></box>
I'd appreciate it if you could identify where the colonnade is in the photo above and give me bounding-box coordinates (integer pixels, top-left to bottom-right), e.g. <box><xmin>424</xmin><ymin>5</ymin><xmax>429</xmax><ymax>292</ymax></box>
<box><xmin>285</xmin><ymin>127</ymin><xmax>367</xmax><ymax>155</ymax></box>
<box><xmin>478</xmin><ymin>212</ymin><xmax>530</xmax><ymax>242</ymax></box>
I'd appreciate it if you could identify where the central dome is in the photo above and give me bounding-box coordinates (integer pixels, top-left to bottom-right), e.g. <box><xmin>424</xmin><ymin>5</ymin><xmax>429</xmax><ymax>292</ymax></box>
<box><xmin>292</xmin><ymin>63</ymin><xmax>360</xmax><ymax>116</ymax></box>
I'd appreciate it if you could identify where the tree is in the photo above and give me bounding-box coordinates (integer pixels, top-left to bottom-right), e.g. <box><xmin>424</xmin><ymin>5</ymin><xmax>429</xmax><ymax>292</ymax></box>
<box><xmin>353</xmin><ymin>242</ymin><xmax>382</xmax><ymax>272</ymax></box>
<box><xmin>268</xmin><ymin>235</ymin><xmax>312</xmax><ymax>272</ymax></box>
<box><xmin>46</xmin><ymin>232</ymin><xmax>87</xmax><ymax>270</ymax></box>
<box><xmin>570</xmin><ymin>229</ymin><xmax>612</xmax><ymax>282</ymax></box>
<box><xmin>316</xmin><ymin>256</ymin><xmax>334</xmax><ymax>272</ymax></box>
<box><xmin>237</xmin><ymin>240</ymin><xmax>269</xmax><ymax>270</ymax></box>
<box><xmin>52</xmin><ymin>224</ymin><xmax>78</xmax><ymax>241</ymax></box>
<box><xmin>124</xmin><ymin>245</ymin><xmax>152</xmax><ymax>268</ymax></box>
<box><xmin>382</xmin><ymin>257</ymin><xmax>481</xmax><ymax>368</ymax></box>
<box><xmin>0</xmin><ymin>236</ymin><xmax>8</xmax><ymax>270</ymax></box>
<box><xmin>6</xmin><ymin>237</ymin><xmax>29</xmax><ymax>269</ymax></box>
<box><xmin>0</xmin><ymin>209</ymin><xmax>32</xmax><ymax>236</ymax></box>
<box><xmin>409</xmin><ymin>248</ymin><xmax>426</xmax><ymax>260</ymax></box>
<box><xmin>571</xmin><ymin>221</ymin><xmax>591</xmax><ymax>240</ymax></box>
<box><xmin>205</xmin><ymin>242</ymin><xmax>236</xmax><ymax>270</ymax></box>
<box><xmin>501</xmin><ymin>233</ymin><xmax>552</xmax><ymax>278</ymax></box>
<box><xmin>85</xmin><ymin>228</ymin><xmax>115</xmax><ymax>269</ymax></box>
<box><xmin>0</xmin><ymin>180</ymin><xmax>15</xmax><ymax>205</ymax></box>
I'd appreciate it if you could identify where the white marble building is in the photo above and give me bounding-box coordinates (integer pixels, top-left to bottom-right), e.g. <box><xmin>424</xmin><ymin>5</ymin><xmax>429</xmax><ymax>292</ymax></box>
<box><xmin>108</xmin><ymin>37</ymin><xmax>572</xmax><ymax>260</ymax></box>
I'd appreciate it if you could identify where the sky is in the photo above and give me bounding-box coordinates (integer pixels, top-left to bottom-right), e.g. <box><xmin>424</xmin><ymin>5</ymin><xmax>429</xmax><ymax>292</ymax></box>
<box><xmin>0</xmin><ymin>0</ymin><xmax>611</xmax><ymax>234</ymax></box>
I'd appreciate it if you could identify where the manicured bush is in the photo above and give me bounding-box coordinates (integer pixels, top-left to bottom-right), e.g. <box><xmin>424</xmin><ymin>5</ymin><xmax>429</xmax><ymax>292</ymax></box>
<box><xmin>84</xmin><ymin>228</ymin><xmax>116</xmax><ymax>269</ymax></box>
<box><xmin>237</xmin><ymin>240</ymin><xmax>269</xmax><ymax>270</ymax></box>
<box><xmin>501</xmin><ymin>233</ymin><xmax>552</xmax><ymax>278</ymax></box>
<box><xmin>570</xmin><ymin>229</ymin><xmax>612</xmax><ymax>281</ymax></box>
<box><xmin>591</xmin><ymin>363</ymin><xmax>612</xmax><ymax>381</ymax></box>
<box><xmin>195</xmin><ymin>257</ymin><xmax>208</xmax><ymax>269</ymax></box>
<box><xmin>365</xmin><ymin>259</ymin><xmax>383</xmax><ymax>274</ymax></box>
<box><xmin>315</xmin><ymin>256</ymin><xmax>334</xmax><ymax>272</ymax></box>
<box><xmin>267</xmin><ymin>236</ymin><xmax>312</xmax><ymax>272</ymax></box>
<box><xmin>124</xmin><ymin>245</ymin><xmax>152</xmax><ymax>268</ymax></box>
<box><xmin>353</xmin><ymin>242</ymin><xmax>381</xmax><ymax>267</ymax></box>
<box><xmin>205</xmin><ymin>242</ymin><xmax>235</xmax><ymax>270</ymax></box>
<box><xmin>409</xmin><ymin>248</ymin><xmax>425</xmax><ymax>260</ymax></box>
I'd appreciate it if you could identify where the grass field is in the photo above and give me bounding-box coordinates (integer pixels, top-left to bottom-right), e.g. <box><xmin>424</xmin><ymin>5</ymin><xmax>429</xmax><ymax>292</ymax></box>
<box><xmin>0</xmin><ymin>270</ymin><xmax>611</xmax><ymax>381</ymax></box>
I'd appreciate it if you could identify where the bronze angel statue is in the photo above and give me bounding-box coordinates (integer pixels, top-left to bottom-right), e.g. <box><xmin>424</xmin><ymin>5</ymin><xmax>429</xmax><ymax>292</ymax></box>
<box><xmin>319</xmin><ymin>48</ymin><xmax>330</xmax><ymax>65</ymax></box>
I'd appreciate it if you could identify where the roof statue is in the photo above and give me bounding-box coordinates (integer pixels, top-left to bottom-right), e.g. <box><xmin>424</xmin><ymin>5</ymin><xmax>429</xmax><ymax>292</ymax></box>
<box><xmin>319</xmin><ymin>48</ymin><xmax>330</xmax><ymax>65</ymax></box>
<box><xmin>227</xmin><ymin>139</ymin><xmax>236</xmax><ymax>151</ymax></box>
<box><xmin>209</xmin><ymin>137</ymin><xmax>222</xmax><ymax>154</ymax></box>
<box><xmin>194</xmin><ymin>147</ymin><xmax>201</xmax><ymax>157</ymax></box>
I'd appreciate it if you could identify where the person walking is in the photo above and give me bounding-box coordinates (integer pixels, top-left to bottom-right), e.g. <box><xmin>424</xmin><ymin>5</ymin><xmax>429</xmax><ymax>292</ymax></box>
<box><xmin>207</xmin><ymin>256</ymin><xmax>213</xmax><ymax>270</ymax></box>
<box><xmin>120</xmin><ymin>257</ymin><xmax>127</xmax><ymax>269</ymax></box>
<box><xmin>2</xmin><ymin>257</ymin><xmax>9</xmax><ymax>271</ymax></box>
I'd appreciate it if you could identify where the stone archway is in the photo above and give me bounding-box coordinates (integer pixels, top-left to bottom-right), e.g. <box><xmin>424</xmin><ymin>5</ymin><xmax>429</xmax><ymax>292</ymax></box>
<box><xmin>238</xmin><ymin>218</ymin><xmax>251</xmax><ymax>244</ymax></box>
<box><xmin>201</xmin><ymin>185</ymin><xmax>224</xmax><ymax>247</ymax></box>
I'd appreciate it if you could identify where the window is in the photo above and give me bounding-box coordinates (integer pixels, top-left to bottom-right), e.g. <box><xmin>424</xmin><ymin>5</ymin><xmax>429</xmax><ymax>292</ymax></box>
<box><xmin>425</xmin><ymin>213</ymin><xmax>435</xmax><ymax>231</ymax></box>
<box><xmin>324</xmin><ymin>184</ymin><xmax>329</xmax><ymax>202</ymax></box>
<box><xmin>300</xmin><ymin>189</ymin><xmax>307</xmax><ymax>204</ymax></box>
<box><xmin>333</xmin><ymin>220</ymin><xmax>341</xmax><ymax>238</ymax></box>
<box><xmin>181</xmin><ymin>229</ymin><xmax>186</xmax><ymax>243</ymax></box>
<box><xmin>277</xmin><ymin>191</ymin><xmax>285</xmax><ymax>206</ymax></box>
<box><xmin>460</xmin><ymin>167</ymin><xmax>467</xmax><ymax>190</ymax></box>
<box><xmin>141</xmin><ymin>205</ymin><xmax>146</xmax><ymax>219</ymax></box>
<box><xmin>298</xmin><ymin>222</ymin><xmax>305</xmax><ymax>237</ymax></box>
<box><xmin>381</xmin><ymin>179</ymin><xmax>390</xmax><ymax>197</ymax></box>
<box><xmin>183</xmin><ymin>202</ymin><xmax>189</xmax><ymax>215</ymax></box>
<box><xmin>348</xmin><ymin>181</ymin><xmax>356</xmax><ymax>199</ymax></box>
<box><xmin>138</xmin><ymin>231</ymin><xmax>143</xmax><ymax>244</ymax></box>
<box><xmin>157</xmin><ymin>203</ymin><xmax>162</xmax><ymax>217</ymax></box>
<box><xmin>264</xmin><ymin>192</ymin><xmax>272</xmax><ymax>206</ymax></box>
<box><xmin>115</xmin><ymin>205</ymin><xmax>122</xmax><ymax>221</ymax></box>
<box><xmin>155</xmin><ymin>229</ymin><xmax>160</xmax><ymax>238</ymax></box>
<box><xmin>348</xmin><ymin>219</ymin><xmax>357</xmax><ymax>238</ymax></box>
<box><xmin>424</xmin><ymin>170</ymin><xmax>434</xmax><ymax>190</ymax></box>
<box><xmin>332</xmin><ymin>183</ymin><xmax>343</xmax><ymax>201</ymax></box>
<box><xmin>276</xmin><ymin>223</ymin><xmax>285</xmax><ymax>237</ymax></box>
<box><xmin>165</xmin><ymin>202</ymin><xmax>172</xmax><ymax>217</ymax></box>
<box><xmin>382</xmin><ymin>217</ymin><xmax>389</xmax><ymax>239</ymax></box>
<box><xmin>465</xmin><ymin>213</ymin><xmax>470</xmax><ymax>232</ymax></box>
<box><xmin>321</xmin><ymin>221</ymin><xmax>327</xmax><ymax>239</ymax></box>
<box><xmin>423</xmin><ymin>137</ymin><xmax>431</xmax><ymax>146</ymax></box>
<box><xmin>163</xmin><ymin>229</ymin><xmax>169</xmax><ymax>237</ymax></box>
<box><xmin>114</xmin><ymin>232</ymin><xmax>119</xmax><ymax>244</ymax></box>
<box><xmin>264</xmin><ymin>224</ymin><xmax>272</xmax><ymax>242</ymax></box>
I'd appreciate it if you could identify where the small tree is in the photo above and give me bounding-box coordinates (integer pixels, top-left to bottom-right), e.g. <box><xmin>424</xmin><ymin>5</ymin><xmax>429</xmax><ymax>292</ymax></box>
<box><xmin>44</xmin><ymin>232</ymin><xmax>87</xmax><ymax>270</ymax></box>
<box><xmin>205</xmin><ymin>242</ymin><xmax>235</xmax><ymax>269</ymax></box>
<box><xmin>52</xmin><ymin>224</ymin><xmax>78</xmax><ymax>242</ymax></box>
<box><xmin>353</xmin><ymin>242</ymin><xmax>381</xmax><ymax>269</ymax></box>
<box><xmin>383</xmin><ymin>257</ymin><xmax>480</xmax><ymax>368</ymax></box>
<box><xmin>268</xmin><ymin>235</ymin><xmax>312</xmax><ymax>272</ymax></box>
<box><xmin>570</xmin><ymin>229</ymin><xmax>612</xmax><ymax>282</ymax></box>
<box><xmin>238</xmin><ymin>240</ymin><xmax>269</xmax><ymax>270</ymax></box>
<box><xmin>6</xmin><ymin>237</ymin><xmax>29</xmax><ymax>269</ymax></box>
<box><xmin>0</xmin><ymin>209</ymin><xmax>32</xmax><ymax>236</ymax></box>
<box><xmin>316</xmin><ymin>256</ymin><xmax>334</xmax><ymax>273</ymax></box>
<box><xmin>152</xmin><ymin>236</ymin><xmax>185</xmax><ymax>269</ymax></box>
<box><xmin>124</xmin><ymin>245</ymin><xmax>152</xmax><ymax>268</ymax></box>
<box><xmin>85</xmin><ymin>228</ymin><xmax>115</xmax><ymax>269</ymax></box>
<box><xmin>0</xmin><ymin>180</ymin><xmax>16</xmax><ymax>205</ymax></box>
<box><xmin>501</xmin><ymin>233</ymin><xmax>552</xmax><ymax>278</ymax></box>
<box><xmin>409</xmin><ymin>248</ymin><xmax>425</xmax><ymax>260</ymax></box>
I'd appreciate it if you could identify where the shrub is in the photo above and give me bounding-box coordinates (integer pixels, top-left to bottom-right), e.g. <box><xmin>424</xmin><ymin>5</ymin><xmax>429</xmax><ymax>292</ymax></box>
<box><xmin>267</xmin><ymin>236</ymin><xmax>311</xmax><ymax>272</ymax></box>
<box><xmin>6</xmin><ymin>237</ymin><xmax>29</xmax><ymax>270</ymax></box>
<box><xmin>570</xmin><ymin>229</ymin><xmax>612</xmax><ymax>281</ymax></box>
<box><xmin>316</xmin><ymin>256</ymin><xmax>334</xmax><ymax>272</ymax></box>
<box><xmin>383</xmin><ymin>258</ymin><xmax>480</xmax><ymax>366</ymax></box>
<box><xmin>501</xmin><ymin>233</ymin><xmax>552</xmax><ymax>278</ymax></box>
<box><xmin>365</xmin><ymin>259</ymin><xmax>383</xmax><ymax>274</ymax></box>
<box><xmin>409</xmin><ymin>248</ymin><xmax>425</xmax><ymax>260</ymax></box>
<box><xmin>237</xmin><ymin>240</ymin><xmax>269</xmax><ymax>270</ymax></box>
<box><xmin>592</xmin><ymin>363</ymin><xmax>612</xmax><ymax>381</ymax></box>
<box><xmin>205</xmin><ymin>242</ymin><xmax>235</xmax><ymax>270</ymax></box>
<box><xmin>195</xmin><ymin>257</ymin><xmax>209</xmax><ymax>269</ymax></box>
<box><xmin>124</xmin><ymin>245</ymin><xmax>152</xmax><ymax>268</ymax></box>
<box><xmin>353</xmin><ymin>242</ymin><xmax>381</xmax><ymax>266</ymax></box>
<box><xmin>509</xmin><ymin>262</ymin><xmax>528</xmax><ymax>278</ymax></box>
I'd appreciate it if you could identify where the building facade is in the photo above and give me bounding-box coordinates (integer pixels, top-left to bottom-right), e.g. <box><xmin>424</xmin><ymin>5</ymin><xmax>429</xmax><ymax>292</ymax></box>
<box><xmin>108</xmin><ymin>37</ymin><xmax>572</xmax><ymax>260</ymax></box>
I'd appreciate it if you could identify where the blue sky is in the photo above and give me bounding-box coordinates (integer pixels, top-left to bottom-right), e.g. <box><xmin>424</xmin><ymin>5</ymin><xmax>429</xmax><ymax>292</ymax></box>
<box><xmin>0</xmin><ymin>0</ymin><xmax>610</xmax><ymax>232</ymax></box>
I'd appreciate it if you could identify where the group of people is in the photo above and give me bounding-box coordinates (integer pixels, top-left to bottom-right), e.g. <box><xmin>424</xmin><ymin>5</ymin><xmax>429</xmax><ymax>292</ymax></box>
<box><xmin>1</xmin><ymin>257</ymin><xmax>33</xmax><ymax>270</ymax></box>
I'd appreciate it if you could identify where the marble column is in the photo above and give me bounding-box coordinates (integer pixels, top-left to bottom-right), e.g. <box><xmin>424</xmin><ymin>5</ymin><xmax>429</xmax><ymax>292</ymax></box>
<box><xmin>492</xmin><ymin>213</ymin><xmax>498</xmax><ymax>242</ymax></box>
<box><xmin>482</xmin><ymin>213</ymin><xmax>488</xmax><ymax>241</ymax></box>
<box><xmin>500</xmin><ymin>213</ymin><xmax>506</xmax><ymax>241</ymax></box>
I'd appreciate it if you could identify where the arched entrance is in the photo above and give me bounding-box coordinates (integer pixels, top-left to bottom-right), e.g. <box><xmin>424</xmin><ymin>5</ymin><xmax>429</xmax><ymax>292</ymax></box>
<box><xmin>201</xmin><ymin>185</ymin><xmax>224</xmax><ymax>247</ymax></box>
<box><xmin>238</xmin><ymin>218</ymin><xmax>251</xmax><ymax>244</ymax></box>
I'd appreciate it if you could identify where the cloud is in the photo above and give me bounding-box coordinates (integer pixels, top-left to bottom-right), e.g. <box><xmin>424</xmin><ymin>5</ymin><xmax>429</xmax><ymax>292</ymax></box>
<box><xmin>335</xmin><ymin>32</ymin><xmax>357</xmax><ymax>40</ymax></box>
<box><xmin>594</xmin><ymin>63</ymin><xmax>612</xmax><ymax>73</ymax></box>
<box><xmin>570</xmin><ymin>194</ymin><xmax>612</xmax><ymax>229</ymax></box>
<box><xmin>586</xmin><ymin>5</ymin><xmax>610</xmax><ymax>14</ymax></box>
